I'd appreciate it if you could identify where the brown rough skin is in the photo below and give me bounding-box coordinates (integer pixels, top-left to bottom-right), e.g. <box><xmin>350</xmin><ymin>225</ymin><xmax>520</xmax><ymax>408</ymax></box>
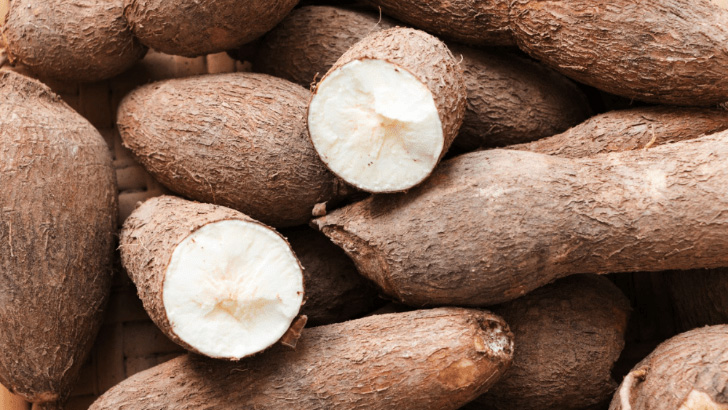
<box><xmin>2</xmin><ymin>0</ymin><xmax>146</xmax><ymax>82</ymax></box>
<box><xmin>509</xmin><ymin>0</ymin><xmax>728</xmax><ymax>106</ymax></box>
<box><xmin>366</xmin><ymin>0</ymin><xmax>514</xmax><ymax>46</ymax></box>
<box><xmin>284</xmin><ymin>227</ymin><xmax>383</xmax><ymax>326</ymax></box>
<box><xmin>118</xmin><ymin>73</ymin><xmax>345</xmax><ymax>228</ymax></box>
<box><xmin>119</xmin><ymin>195</ymin><xmax>303</xmax><ymax>359</ymax></box>
<box><xmin>609</xmin><ymin>325</ymin><xmax>728</xmax><ymax>410</ymax></box>
<box><xmin>450</xmin><ymin>45</ymin><xmax>590</xmax><ymax>150</ymax></box>
<box><xmin>0</xmin><ymin>72</ymin><xmax>117</xmax><ymax>404</ymax></box>
<box><xmin>474</xmin><ymin>275</ymin><xmax>630</xmax><ymax>410</ymax></box>
<box><xmin>123</xmin><ymin>0</ymin><xmax>298</xmax><ymax>57</ymax></box>
<box><xmin>511</xmin><ymin>106</ymin><xmax>728</xmax><ymax>157</ymax></box>
<box><xmin>89</xmin><ymin>308</ymin><xmax>514</xmax><ymax>410</ymax></box>
<box><xmin>311</xmin><ymin>27</ymin><xmax>466</xmax><ymax>192</ymax></box>
<box><xmin>314</xmin><ymin>130</ymin><xmax>728</xmax><ymax>306</ymax></box>
<box><xmin>254</xmin><ymin>6</ymin><xmax>397</xmax><ymax>87</ymax></box>
<box><xmin>664</xmin><ymin>269</ymin><xmax>728</xmax><ymax>333</ymax></box>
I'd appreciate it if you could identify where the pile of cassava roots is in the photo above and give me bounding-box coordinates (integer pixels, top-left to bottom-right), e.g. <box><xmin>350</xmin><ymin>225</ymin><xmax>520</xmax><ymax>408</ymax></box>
<box><xmin>2</xmin><ymin>0</ymin><xmax>728</xmax><ymax>409</ymax></box>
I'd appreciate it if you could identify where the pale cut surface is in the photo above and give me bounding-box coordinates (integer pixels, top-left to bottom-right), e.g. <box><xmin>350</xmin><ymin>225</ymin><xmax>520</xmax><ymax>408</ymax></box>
<box><xmin>164</xmin><ymin>220</ymin><xmax>303</xmax><ymax>359</ymax></box>
<box><xmin>309</xmin><ymin>59</ymin><xmax>443</xmax><ymax>192</ymax></box>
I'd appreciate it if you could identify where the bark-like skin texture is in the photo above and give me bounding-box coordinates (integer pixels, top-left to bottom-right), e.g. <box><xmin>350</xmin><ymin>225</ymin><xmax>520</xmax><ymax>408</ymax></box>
<box><xmin>123</xmin><ymin>0</ymin><xmax>298</xmax><ymax>57</ymax></box>
<box><xmin>285</xmin><ymin>227</ymin><xmax>383</xmax><ymax>326</ymax></box>
<box><xmin>89</xmin><ymin>308</ymin><xmax>514</xmax><ymax>410</ymax></box>
<box><xmin>511</xmin><ymin>107</ymin><xmax>728</xmax><ymax>157</ymax></box>
<box><xmin>118</xmin><ymin>73</ymin><xmax>344</xmax><ymax>228</ymax></box>
<box><xmin>311</xmin><ymin>27</ymin><xmax>466</xmax><ymax>193</ymax></box>
<box><xmin>314</xmin><ymin>130</ymin><xmax>728</xmax><ymax>306</ymax></box>
<box><xmin>664</xmin><ymin>269</ymin><xmax>728</xmax><ymax>332</ymax></box>
<box><xmin>254</xmin><ymin>6</ymin><xmax>396</xmax><ymax>87</ymax></box>
<box><xmin>0</xmin><ymin>72</ymin><xmax>117</xmax><ymax>404</ymax></box>
<box><xmin>509</xmin><ymin>0</ymin><xmax>728</xmax><ymax>106</ymax></box>
<box><xmin>367</xmin><ymin>0</ymin><xmax>514</xmax><ymax>46</ymax></box>
<box><xmin>3</xmin><ymin>0</ymin><xmax>146</xmax><ymax>82</ymax></box>
<box><xmin>474</xmin><ymin>275</ymin><xmax>630</xmax><ymax>410</ymax></box>
<box><xmin>609</xmin><ymin>326</ymin><xmax>728</xmax><ymax>410</ymax></box>
<box><xmin>120</xmin><ymin>196</ymin><xmax>303</xmax><ymax>359</ymax></box>
<box><xmin>450</xmin><ymin>45</ymin><xmax>590</xmax><ymax>150</ymax></box>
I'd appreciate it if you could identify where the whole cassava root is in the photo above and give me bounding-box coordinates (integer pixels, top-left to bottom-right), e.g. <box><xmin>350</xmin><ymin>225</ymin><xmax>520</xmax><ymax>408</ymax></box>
<box><xmin>2</xmin><ymin>0</ymin><xmax>146</xmax><ymax>82</ymax></box>
<box><xmin>254</xmin><ymin>6</ymin><xmax>397</xmax><ymax>87</ymax></box>
<box><xmin>120</xmin><ymin>196</ymin><xmax>304</xmax><ymax>360</ymax></box>
<box><xmin>609</xmin><ymin>325</ymin><xmax>728</xmax><ymax>410</ymax></box>
<box><xmin>284</xmin><ymin>227</ymin><xmax>383</xmax><ymax>326</ymax></box>
<box><xmin>123</xmin><ymin>0</ymin><xmax>298</xmax><ymax>57</ymax></box>
<box><xmin>314</xmin><ymin>130</ymin><xmax>728</xmax><ymax>306</ymax></box>
<box><xmin>509</xmin><ymin>0</ymin><xmax>728</xmax><ymax>106</ymax></box>
<box><xmin>308</xmin><ymin>27</ymin><xmax>466</xmax><ymax>193</ymax></box>
<box><xmin>0</xmin><ymin>72</ymin><xmax>117</xmax><ymax>404</ymax></box>
<box><xmin>117</xmin><ymin>72</ymin><xmax>346</xmax><ymax>228</ymax></box>
<box><xmin>511</xmin><ymin>106</ymin><xmax>728</xmax><ymax>157</ymax></box>
<box><xmin>474</xmin><ymin>275</ymin><xmax>630</xmax><ymax>410</ymax></box>
<box><xmin>367</xmin><ymin>0</ymin><xmax>514</xmax><ymax>46</ymax></box>
<box><xmin>450</xmin><ymin>45</ymin><xmax>590</xmax><ymax>150</ymax></box>
<box><xmin>89</xmin><ymin>308</ymin><xmax>514</xmax><ymax>410</ymax></box>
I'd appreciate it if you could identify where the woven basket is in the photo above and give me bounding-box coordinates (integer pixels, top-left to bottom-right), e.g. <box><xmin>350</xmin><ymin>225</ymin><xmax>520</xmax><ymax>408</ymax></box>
<box><xmin>0</xmin><ymin>49</ymin><xmax>249</xmax><ymax>409</ymax></box>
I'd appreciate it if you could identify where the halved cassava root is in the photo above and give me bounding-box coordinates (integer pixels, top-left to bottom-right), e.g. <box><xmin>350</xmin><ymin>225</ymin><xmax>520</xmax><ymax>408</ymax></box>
<box><xmin>314</xmin><ymin>130</ymin><xmax>728</xmax><ymax>306</ymax></box>
<box><xmin>123</xmin><ymin>0</ymin><xmax>298</xmax><ymax>57</ymax></box>
<box><xmin>511</xmin><ymin>106</ymin><xmax>728</xmax><ymax>158</ymax></box>
<box><xmin>2</xmin><ymin>0</ymin><xmax>146</xmax><ymax>82</ymax></box>
<box><xmin>0</xmin><ymin>72</ymin><xmax>117</xmax><ymax>405</ymax></box>
<box><xmin>120</xmin><ymin>196</ymin><xmax>304</xmax><ymax>360</ymax></box>
<box><xmin>89</xmin><ymin>308</ymin><xmax>514</xmax><ymax>410</ymax></box>
<box><xmin>509</xmin><ymin>0</ymin><xmax>728</xmax><ymax>106</ymax></box>
<box><xmin>117</xmin><ymin>73</ymin><xmax>346</xmax><ymax>228</ymax></box>
<box><xmin>308</xmin><ymin>27</ymin><xmax>466</xmax><ymax>193</ymax></box>
<box><xmin>474</xmin><ymin>275</ymin><xmax>630</xmax><ymax>410</ymax></box>
<box><xmin>609</xmin><ymin>325</ymin><xmax>728</xmax><ymax>410</ymax></box>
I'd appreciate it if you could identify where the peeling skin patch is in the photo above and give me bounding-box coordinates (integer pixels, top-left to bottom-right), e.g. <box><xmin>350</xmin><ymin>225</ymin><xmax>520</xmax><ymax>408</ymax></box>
<box><xmin>163</xmin><ymin>220</ymin><xmax>304</xmax><ymax>359</ymax></box>
<box><xmin>437</xmin><ymin>358</ymin><xmax>479</xmax><ymax>390</ymax></box>
<box><xmin>309</xmin><ymin>58</ymin><xmax>443</xmax><ymax>192</ymax></box>
<box><xmin>678</xmin><ymin>390</ymin><xmax>728</xmax><ymax>410</ymax></box>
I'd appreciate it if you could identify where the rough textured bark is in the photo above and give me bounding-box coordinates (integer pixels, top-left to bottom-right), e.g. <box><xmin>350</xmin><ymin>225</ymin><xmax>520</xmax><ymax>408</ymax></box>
<box><xmin>119</xmin><ymin>196</ymin><xmax>303</xmax><ymax>359</ymax></box>
<box><xmin>474</xmin><ymin>275</ymin><xmax>630</xmax><ymax>410</ymax></box>
<box><xmin>609</xmin><ymin>325</ymin><xmax>728</xmax><ymax>410</ymax></box>
<box><xmin>284</xmin><ymin>227</ymin><xmax>383</xmax><ymax>326</ymax></box>
<box><xmin>366</xmin><ymin>0</ymin><xmax>514</xmax><ymax>46</ymax></box>
<box><xmin>122</xmin><ymin>0</ymin><xmax>298</xmax><ymax>57</ymax></box>
<box><xmin>254</xmin><ymin>6</ymin><xmax>396</xmax><ymax>87</ymax></box>
<box><xmin>664</xmin><ymin>269</ymin><xmax>728</xmax><ymax>332</ymax></box>
<box><xmin>0</xmin><ymin>72</ymin><xmax>117</xmax><ymax>404</ymax></box>
<box><xmin>2</xmin><ymin>0</ymin><xmax>146</xmax><ymax>82</ymax></box>
<box><xmin>314</xmin><ymin>130</ymin><xmax>728</xmax><ymax>306</ymax></box>
<box><xmin>509</xmin><ymin>0</ymin><xmax>728</xmax><ymax>106</ymax></box>
<box><xmin>117</xmin><ymin>73</ymin><xmax>346</xmax><ymax>228</ymax></box>
<box><xmin>450</xmin><ymin>44</ymin><xmax>590</xmax><ymax>150</ymax></box>
<box><xmin>511</xmin><ymin>107</ymin><xmax>728</xmax><ymax>157</ymax></box>
<box><xmin>89</xmin><ymin>308</ymin><xmax>514</xmax><ymax>410</ymax></box>
<box><xmin>311</xmin><ymin>27</ymin><xmax>466</xmax><ymax>192</ymax></box>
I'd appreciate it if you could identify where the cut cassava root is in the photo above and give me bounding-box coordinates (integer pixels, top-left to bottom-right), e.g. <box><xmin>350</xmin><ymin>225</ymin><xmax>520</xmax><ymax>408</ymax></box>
<box><xmin>610</xmin><ymin>325</ymin><xmax>728</xmax><ymax>410</ymax></box>
<box><xmin>511</xmin><ymin>107</ymin><xmax>728</xmax><ymax>158</ymax></box>
<box><xmin>2</xmin><ymin>0</ymin><xmax>146</xmax><ymax>82</ymax></box>
<box><xmin>120</xmin><ymin>196</ymin><xmax>304</xmax><ymax>360</ymax></box>
<box><xmin>89</xmin><ymin>308</ymin><xmax>514</xmax><ymax>410</ymax></box>
<box><xmin>0</xmin><ymin>72</ymin><xmax>117</xmax><ymax>405</ymax></box>
<box><xmin>314</xmin><ymin>130</ymin><xmax>728</xmax><ymax>306</ymax></box>
<box><xmin>474</xmin><ymin>275</ymin><xmax>630</xmax><ymax>410</ymax></box>
<box><xmin>117</xmin><ymin>72</ymin><xmax>346</xmax><ymax>228</ymax></box>
<box><xmin>509</xmin><ymin>0</ymin><xmax>728</xmax><ymax>106</ymax></box>
<box><xmin>308</xmin><ymin>27</ymin><xmax>466</xmax><ymax>193</ymax></box>
<box><xmin>123</xmin><ymin>0</ymin><xmax>297</xmax><ymax>57</ymax></box>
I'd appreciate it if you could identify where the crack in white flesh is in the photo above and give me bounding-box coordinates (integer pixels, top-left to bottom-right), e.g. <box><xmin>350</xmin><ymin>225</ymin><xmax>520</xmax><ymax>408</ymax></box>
<box><xmin>309</xmin><ymin>59</ymin><xmax>444</xmax><ymax>192</ymax></box>
<box><xmin>163</xmin><ymin>220</ymin><xmax>303</xmax><ymax>359</ymax></box>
